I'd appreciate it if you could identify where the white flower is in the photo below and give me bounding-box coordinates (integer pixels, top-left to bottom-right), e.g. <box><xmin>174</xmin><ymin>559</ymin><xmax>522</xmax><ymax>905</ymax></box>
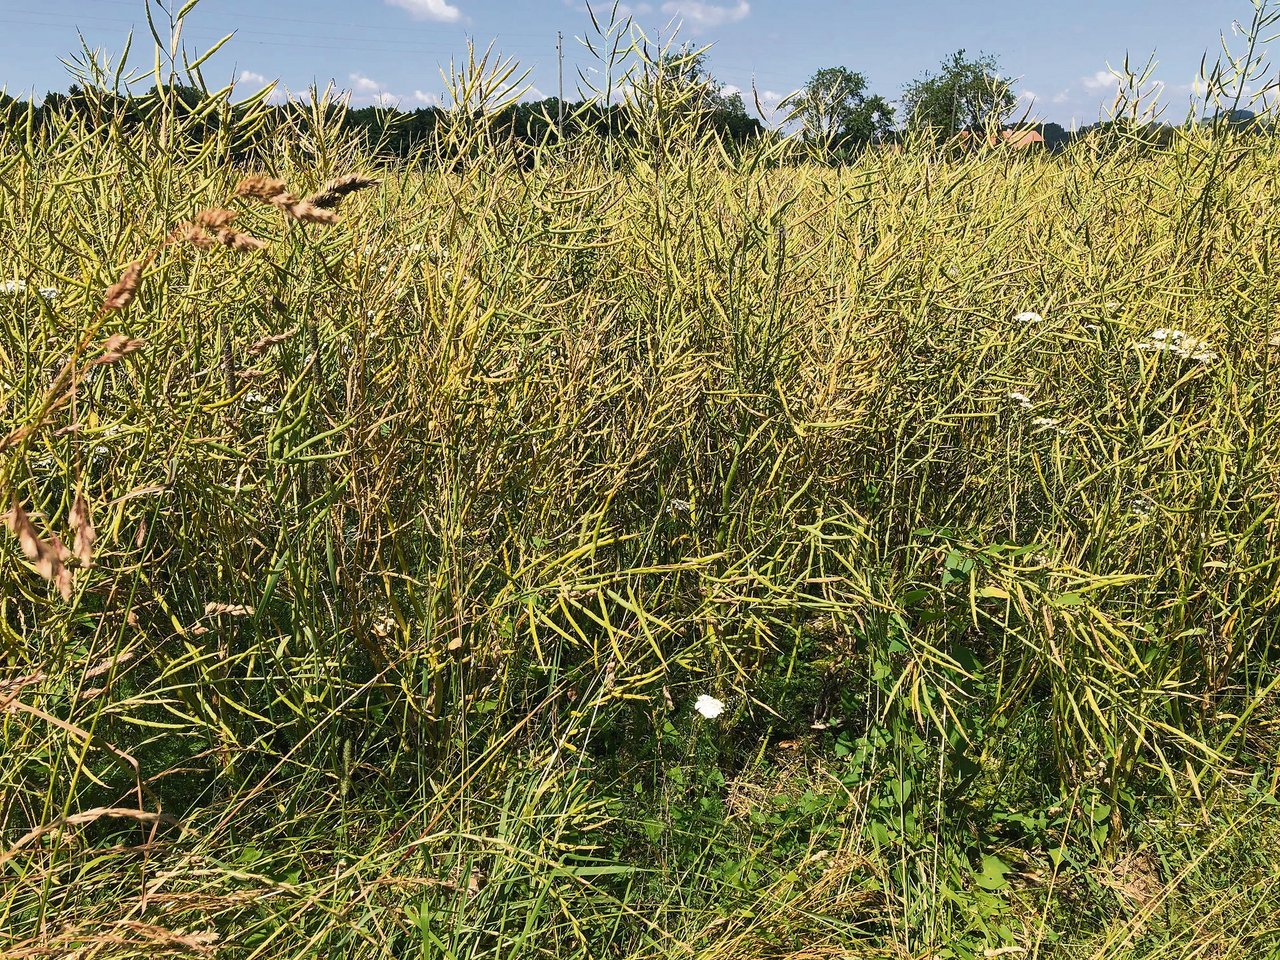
<box><xmin>1134</xmin><ymin>328</ymin><xmax>1216</xmax><ymax>364</ymax></box>
<box><xmin>1015</xmin><ymin>311</ymin><xmax>1043</xmax><ymax>324</ymax></box>
<box><xmin>694</xmin><ymin>695</ymin><xmax>724</xmax><ymax>719</ymax></box>
<box><xmin>2</xmin><ymin>280</ymin><xmax>59</xmax><ymax>299</ymax></box>
<box><xmin>1008</xmin><ymin>391</ymin><xmax>1033</xmax><ymax>410</ymax></box>
<box><xmin>1031</xmin><ymin>416</ymin><xmax>1061</xmax><ymax>432</ymax></box>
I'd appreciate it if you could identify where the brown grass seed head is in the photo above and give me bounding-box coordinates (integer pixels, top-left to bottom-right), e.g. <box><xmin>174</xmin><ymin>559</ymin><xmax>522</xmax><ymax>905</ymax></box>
<box><xmin>92</xmin><ymin>334</ymin><xmax>147</xmax><ymax>366</ymax></box>
<box><xmin>6</xmin><ymin>499</ymin><xmax>73</xmax><ymax>600</ymax></box>
<box><xmin>69</xmin><ymin>491</ymin><xmax>95</xmax><ymax>568</ymax></box>
<box><xmin>102</xmin><ymin>261</ymin><xmax>143</xmax><ymax>312</ymax></box>
<box><xmin>306</xmin><ymin>175</ymin><xmax>381</xmax><ymax>209</ymax></box>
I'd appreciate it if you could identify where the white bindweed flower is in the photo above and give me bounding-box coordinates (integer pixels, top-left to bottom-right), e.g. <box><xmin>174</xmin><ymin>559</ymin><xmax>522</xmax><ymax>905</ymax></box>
<box><xmin>694</xmin><ymin>695</ymin><xmax>724</xmax><ymax>719</ymax></box>
<box><xmin>1015</xmin><ymin>311</ymin><xmax>1043</xmax><ymax>324</ymax></box>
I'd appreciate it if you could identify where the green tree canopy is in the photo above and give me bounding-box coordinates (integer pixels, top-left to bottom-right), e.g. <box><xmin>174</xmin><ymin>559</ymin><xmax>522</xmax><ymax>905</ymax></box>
<box><xmin>794</xmin><ymin>66</ymin><xmax>895</xmax><ymax>153</ymax></box>
<box><xmin>901</xmin><ymin>49</ymin><xmax>1016</xmax><ymax>139</ymax></box>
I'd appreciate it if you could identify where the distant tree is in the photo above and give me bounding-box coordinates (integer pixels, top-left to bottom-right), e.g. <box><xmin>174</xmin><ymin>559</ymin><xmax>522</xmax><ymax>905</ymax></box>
<box><xmin>1034</xmin><ymin>121</ymin><xmax>1070</xmax><ymax>151</ymax></box>
<box><xmin>901</xmin><ymin>50</ymin><xmax>1016</xmax><ymax>139</ymax></box>
<box><xmin>643</xmin><ymin>44</ymin><xmax>762</xmax><ymax>143</ymax></box>
<box><xmin>794</xmin><ymin>66</ymin><xmax>894</xmax><ymax>155</ymax></box>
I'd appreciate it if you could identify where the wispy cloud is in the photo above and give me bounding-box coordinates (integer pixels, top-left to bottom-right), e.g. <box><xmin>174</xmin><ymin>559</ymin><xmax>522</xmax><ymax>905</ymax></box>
<box><xmin>386</xmin><ymin>0</ymin><xmax>462</xmax><ymax>23</ymax></box>
<box><xmin>660</xmin><ymin>1</ymin><xmax>750</xmax><ymax>29</ymax></box>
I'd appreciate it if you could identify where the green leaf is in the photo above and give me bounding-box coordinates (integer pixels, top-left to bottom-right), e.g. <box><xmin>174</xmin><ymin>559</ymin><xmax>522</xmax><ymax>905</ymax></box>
<box><xmin>974</xmin><ymin>854</ymin><xmax>1011</xmax><ymax>891</ymax></box>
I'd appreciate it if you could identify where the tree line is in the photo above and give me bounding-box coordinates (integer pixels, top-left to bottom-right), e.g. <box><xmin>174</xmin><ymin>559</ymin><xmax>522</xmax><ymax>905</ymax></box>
<box><xmin>1</xmin><ymin>47</ymin><xmax>1268</xmax><ymax>162</ymax></box>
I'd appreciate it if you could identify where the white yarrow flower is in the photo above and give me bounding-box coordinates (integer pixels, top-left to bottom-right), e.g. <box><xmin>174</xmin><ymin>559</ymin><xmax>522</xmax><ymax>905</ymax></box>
<box><xmin>1015</xmin><ymin>311</ymin><xmax>1043</xmax><ymax>324</ymax></box>
<box><xmin>694</xmin><ymin>695</ymin><xmax>724</xmax><ymax>719</ymax></box>
<box><xmin>1134</xmin><ymin>328</ymin><xmax>1216</xmax><ymax>364</ymax></box>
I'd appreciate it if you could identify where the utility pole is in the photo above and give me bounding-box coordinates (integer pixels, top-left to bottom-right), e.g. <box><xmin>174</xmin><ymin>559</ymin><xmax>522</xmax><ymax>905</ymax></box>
<box><xmin>557</xmin><ymin>31</ymin><xmax>565</xmax><ymax>132</ymax></box>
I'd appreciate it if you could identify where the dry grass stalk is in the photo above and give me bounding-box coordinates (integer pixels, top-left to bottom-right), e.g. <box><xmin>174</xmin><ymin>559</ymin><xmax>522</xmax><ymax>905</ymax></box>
<box><xmin>277</xmin><ymin>196</ymin><xmax>339</xmax><ymax>225</ymax></box>
<box><xmin>236</xmin><ymin>173</ymin><xmax>339</xmax><ymax>225</ymax></box>
<box><xmin>248</xmin><ymin>327</ymin><xmax>300</xmax><ymax>353</ymax></box>
<box><xmin>204</xmin><ymin>602</ymin><xmax>255</xmax><ymax>617</ymax></box>
<box><xmin>91</xmin><ymin>334</ymin><xmax>146</xmax><ymax>366</ymax></box>
<box><xmin>102</xmin><ymin>261</ymin><xmax>144</xmax><ymax>312</ymax></box>
<box><xmin>0</xmin><ymin>423</ymin><xmax>39</xmax><ymax>453</ymax></box>
<box><xmin>194</xmin><ymin>209</ymin><xmax>239</xmax><ymax>229</ymax></box>
<box><xmin>5</xmin><ymin>498</ymin><xmax>72</xmax><ymax>600</ymax></box>
<box><xmin>69</xmin><ymin>491</ymin><xmax>95</xmax><ymax>568</ymax></box>
<box><xmin>306</xmin><ymin>174</ymin><xmax>381</xmax><ymax>209</ymax></box>
<box><xmin>235</xmin><ymin>174</ymin><xmax>289</xmax><ymax>203</ymax></box>
<box><xmin>171</xmin><ymin>213</ymin><xmax>268</xmax><ymax>252</ymax></box>
<box><xmin>213</xmin><ymin>227</ymin><xmax>268</xmax><ymax>251</ymax></box>
<box><xmin>169</xmin><ymin>222</ymin><xmax>215</xmax><ymax>249</ymax></box>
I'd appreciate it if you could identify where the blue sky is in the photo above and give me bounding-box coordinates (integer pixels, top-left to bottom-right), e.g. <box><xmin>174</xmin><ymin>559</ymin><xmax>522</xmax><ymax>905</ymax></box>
<box><xmin>0</xmin><ymin>0</ymin><xmax>1261</xmax><ymax>127</ymax></box>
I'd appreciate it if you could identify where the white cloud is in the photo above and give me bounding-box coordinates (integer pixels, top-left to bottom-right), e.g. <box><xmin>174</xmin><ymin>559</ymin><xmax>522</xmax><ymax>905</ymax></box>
<box><xmin>349</xmin><ymin>73</ymin><xmax>404</xmax><ymax>108</ymax></box>
<box><xmin>412</xmin><ymin>90</ymin><xmax>442</xmax><ymax>107</ymax></box>
<box><xmin>660</xmin><ymin>1</ymin><xmax>750</xmax><ymax>29</ymax></box>
<box><xmin>1052</xmin><ymin>89</ymin><xmax>1071</xmax><ymax>104</ymax></box>
<box><xmin>1082</xmin><ymin>69</ymin><xmax>1117</xmax><ymax>93</ymax></box>
<box><xmin>350</xmin><ymin>72</ymin><xmax>383</xmax><ymax>94</ymax></box>
<box><xmin>387</xmin><ymin>0</ymin><xmax>461</xmax><ymax>23</ymax></box>
<box><xmin>237</xmin><ymin>70</ymin><xmax>268</xmax><ymax>85</ymax></box>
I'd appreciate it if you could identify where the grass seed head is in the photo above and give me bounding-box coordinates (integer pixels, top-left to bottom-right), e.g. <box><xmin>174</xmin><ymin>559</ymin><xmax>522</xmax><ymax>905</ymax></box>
<box><xmin>102</xmin><ymin>262</ymin><xmax>143</xmax><ymax>312</ymax></box>
<box><xmin>213</xmin><ymin>228</ymin><xmax>268</xmax><ymax>251</ymax></box>
<box><xmin>194</xmin><ymin>209</ymin><xmax>239</xmax><ymax>229</ymax></box>
<box><xmin>275</xmin><ymin>197</ymin><xmax>340</xmax><ymax>225</ymax></box>
<box><xmin>306</xmin><ymin>175</ymin><xmax>381</xmax><ymax>209</ymax></box>
<box><xmin>92</xmin><ymin>334</ymin><xmax>146</xmax><ymax>366</ymax></box>
<box><xmin>236</xmin><ymin>174</ymin><xmax>289</xmax><ymax>203</ymax></box>
<box><xmin>204</xmin><ymin>602</ymin><xmax>255</xmax><ymax>617</ymax></box>
<box><xmin>69</xmin><ymin>491</ymin><xmax>95</xmax><ymax>568</ymax></box>
<box><xmin>6</xmin><ymin>498</ymin><xmax>73</xmax><ymax>600</ymax></box>
<box><xmin>248</xmin><ymin>327</ymin><xmax>299</xmax><ymax>353</ymax></box>
<box><xmin>170</xmin><ymin>222</ymin><xmax>215</xmax><ymax>249</ymax></box>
